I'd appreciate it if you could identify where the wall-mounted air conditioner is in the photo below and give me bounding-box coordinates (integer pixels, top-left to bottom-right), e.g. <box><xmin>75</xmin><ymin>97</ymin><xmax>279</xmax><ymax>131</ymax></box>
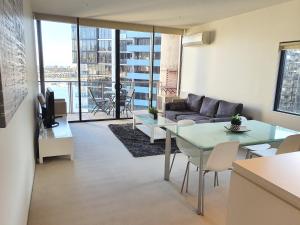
<box><xmin>182</xmin><ymin>32</ymin><xmax>211</xmax><ymax>47</ymax></box>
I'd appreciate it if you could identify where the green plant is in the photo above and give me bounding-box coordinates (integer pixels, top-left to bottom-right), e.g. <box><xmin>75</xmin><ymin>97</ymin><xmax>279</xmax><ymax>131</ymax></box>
<box><xmin>231</xmin><ymin>114</ymin><xmax>241</xmax><ymax>125</ymax></box>
<box><xmin>148</xmin><ymin>107</ymin><xmax>158</xmax><ymax>115</ymax></box>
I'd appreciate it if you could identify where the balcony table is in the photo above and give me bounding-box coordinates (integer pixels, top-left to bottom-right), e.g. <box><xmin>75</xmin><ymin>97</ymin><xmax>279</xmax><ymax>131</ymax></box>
<box><xmin>164</xmin><ymin>120</ymin><xmax>300</xmax><ymax>215</ymax></box>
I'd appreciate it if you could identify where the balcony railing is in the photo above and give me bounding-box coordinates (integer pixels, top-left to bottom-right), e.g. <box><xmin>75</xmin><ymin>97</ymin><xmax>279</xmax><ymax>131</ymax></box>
<box><xmin>40</xmin><ymin>80</ymin><xmax>161</xmax><ymax>119</ymax></box>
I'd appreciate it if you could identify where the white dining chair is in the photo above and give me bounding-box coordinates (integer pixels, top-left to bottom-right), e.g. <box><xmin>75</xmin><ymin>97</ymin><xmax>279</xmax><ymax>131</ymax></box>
<box><xmin>250</xmin><ymin>134</ymin><xmax>300</xmax><ymax>157</ymax></box>
<box><xmin>169</xmin><ymin>120</ymin><xmax>196</xmax><ymax>175</ymax></box>
<box><xmin>240</xmin><ymin>116</ymin><xmax>271</xmax><ymax>158</ymax></box>
<box><xmin>181</xmin><ymin>141</ymin><xmax>240</xmax><ymax>194</ymax></box>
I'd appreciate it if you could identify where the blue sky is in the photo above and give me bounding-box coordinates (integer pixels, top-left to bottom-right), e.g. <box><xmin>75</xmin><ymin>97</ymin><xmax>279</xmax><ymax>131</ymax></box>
<box><xmin>42</xmin><ymin>21</ymin><xmax>74</xmax><ymax>66</ymax></box>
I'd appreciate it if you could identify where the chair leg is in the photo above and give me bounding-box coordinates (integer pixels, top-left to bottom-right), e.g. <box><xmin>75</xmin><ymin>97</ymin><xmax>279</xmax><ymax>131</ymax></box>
<box><xmin>181</xmin><ymin>161</ymin><xmax>190</xmax><ymax>193</ymax></box>
<box><xmin>202</xmin><ymin>171</ymin><xmax>207</xmax><ymax>213</ymax></box>
<box><xmin>169</xmin><ymin>152</ymin><xmax>177</xmax><ymax>174</ymax></box>
<box><xmin>214</xmin><ymin>172</ymin><xmax>219</xmax><ymax>187</ymax></box>
<box><xmin>91</xmin><ymin>105</ymin><xmax>97</xmax><ymax>113</ymax></box>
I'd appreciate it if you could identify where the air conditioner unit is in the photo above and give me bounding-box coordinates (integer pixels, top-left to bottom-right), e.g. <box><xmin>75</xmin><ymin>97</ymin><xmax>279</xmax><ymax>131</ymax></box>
<box><xmin>182</xmin><ymin>32</ymin><xmax>211</xmax><ymax>47</ymax></box>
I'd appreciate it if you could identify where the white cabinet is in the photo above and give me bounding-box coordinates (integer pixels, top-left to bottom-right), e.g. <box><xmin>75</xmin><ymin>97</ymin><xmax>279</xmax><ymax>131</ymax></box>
<box><xmin>38</xmin><ymin>117</ymin><xmax>74</xmax><ymax>163</ymax></box>
<box><xmin>227</xmin><ymin>152</ymin><xmax>300</xmax><ymax>225</ymax></box>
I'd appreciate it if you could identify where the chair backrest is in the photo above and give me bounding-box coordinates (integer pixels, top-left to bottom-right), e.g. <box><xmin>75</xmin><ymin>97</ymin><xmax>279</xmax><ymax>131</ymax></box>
<box><xmin>205</xmin><ymin>141</ymin><xmax>240</xmax><ymax>171</ymax></box>
<box><xmin>127</xmin><ymin>89</ymin><xmax>135</xmax><ymax>98</ymax></box>
<box><xmin>176</xmin><ymin>120</ymin><xmax>199</xmax><ymax>158</ymax></box>
<box><xmin>88</xmin><ymin>88</ymin><xmax>96</xmax><ymax>100</ymax></box>
<box><xmin>277</xmin><ymin>134</ymin><xmax>300</xmax><ymax>155</ymax></box>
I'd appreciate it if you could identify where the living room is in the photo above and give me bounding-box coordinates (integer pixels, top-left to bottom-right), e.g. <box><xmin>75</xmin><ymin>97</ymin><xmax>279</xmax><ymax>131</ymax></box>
<box><xmin>0</xmin><ymin>1</ymin><xmax>300</xmax><ymax>225</ymax></box>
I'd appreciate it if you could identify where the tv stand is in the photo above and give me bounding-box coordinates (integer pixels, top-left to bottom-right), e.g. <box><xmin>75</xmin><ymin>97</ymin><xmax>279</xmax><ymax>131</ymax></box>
<box><xmin>38</xmin><ymin>116</ymin><xmax>74</xmax><ymax>163</ymax></box>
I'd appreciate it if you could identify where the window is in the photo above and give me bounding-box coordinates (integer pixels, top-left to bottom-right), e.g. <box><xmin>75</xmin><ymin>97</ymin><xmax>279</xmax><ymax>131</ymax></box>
<box><xmin>274</xmin><ymin>42</ymin><xmax>300</xmax><ymax>115</ymax></box>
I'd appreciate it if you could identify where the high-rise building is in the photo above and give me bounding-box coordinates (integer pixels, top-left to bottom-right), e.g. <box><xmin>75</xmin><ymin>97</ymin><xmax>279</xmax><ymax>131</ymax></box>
<box><xmin>71</xmin><ymin>26</ymin><xmax>161</xmax><ymax>110</ymax></box>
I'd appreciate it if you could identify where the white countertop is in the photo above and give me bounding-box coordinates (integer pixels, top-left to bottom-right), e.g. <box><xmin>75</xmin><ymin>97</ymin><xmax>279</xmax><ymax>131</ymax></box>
<box><xmin>233</xmin><ymin>152</ymin><xmax>300</xmax><ymax>210</ymax></box>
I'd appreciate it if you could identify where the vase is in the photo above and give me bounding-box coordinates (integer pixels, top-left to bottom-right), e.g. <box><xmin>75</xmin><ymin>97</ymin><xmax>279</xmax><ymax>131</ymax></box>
<box><xmin>153</xmin><ymin>113</ymin><xmax>158</xmax><ymax>120</ymax></box>
<box><xmin>230</xmin><ymin>124</ymin><xmax>240</xmax><ymax>131</ymax></box>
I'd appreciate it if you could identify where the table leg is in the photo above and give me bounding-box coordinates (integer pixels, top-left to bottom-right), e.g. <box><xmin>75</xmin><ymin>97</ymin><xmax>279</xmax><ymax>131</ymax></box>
<box><xmin>150</xmin><ymin>127</ymin><xmax>154</xmax><ymax>143</ymax></box>
<box><xmin>197</xmin><ymin>149</ymin><xmax>204</xmax><ymax>215</ymax></box>
<box><xmin>164</xmin><ymin>130</ymin><xmax>171</xmax><ymax>181</ymax></box>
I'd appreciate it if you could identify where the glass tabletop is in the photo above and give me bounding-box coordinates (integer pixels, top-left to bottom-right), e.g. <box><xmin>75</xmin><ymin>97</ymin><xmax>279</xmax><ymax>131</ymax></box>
<box><xmin>134</xmin><ymin>112</ymin><xmax>177</xmax><ymax>127</ymax></box>
<box><xmin>165</xmin><ymin>120</ymin><xmax>299</xmax><ymax>151</ymax></box>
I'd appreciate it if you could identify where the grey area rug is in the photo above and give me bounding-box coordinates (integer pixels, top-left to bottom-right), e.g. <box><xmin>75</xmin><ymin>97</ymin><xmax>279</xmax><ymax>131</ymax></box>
<box><xmin>108</xmin><ymin>123</ymin><xmax>179</xmax><ymax>157</ymax></box>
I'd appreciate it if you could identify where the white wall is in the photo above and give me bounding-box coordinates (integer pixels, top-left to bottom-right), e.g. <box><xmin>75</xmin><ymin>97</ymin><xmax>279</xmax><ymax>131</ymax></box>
<box><xmin>0</xmin><ymin>0</ymin><xmax>38</xmax><ymax>224</ymax></box>
<box><xmin>181</xmin><ymin>0</ymin><xmax>300</xmax><ymax>130</ymax></box>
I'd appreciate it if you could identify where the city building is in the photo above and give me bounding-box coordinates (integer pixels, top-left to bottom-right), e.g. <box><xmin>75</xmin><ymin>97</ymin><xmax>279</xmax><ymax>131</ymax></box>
<box><xmin>71</xmin><ymin>26</ymin><xmax>162</xmax><ymax>111</ymax></box>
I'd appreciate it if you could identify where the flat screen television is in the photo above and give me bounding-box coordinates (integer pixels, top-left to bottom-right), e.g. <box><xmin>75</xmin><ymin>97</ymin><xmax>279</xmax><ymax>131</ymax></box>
<box><xmin>43</xmin><ymin>88</ymin><xmax>59</xmax><ymax>128</ymax></box>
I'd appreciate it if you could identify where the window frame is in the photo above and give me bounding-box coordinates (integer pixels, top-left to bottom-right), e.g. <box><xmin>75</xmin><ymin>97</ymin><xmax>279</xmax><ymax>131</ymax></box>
<box><xmin>274</xmin><ymin>49</ymin><xmax>300</xmax><ymax>116</ymax></box>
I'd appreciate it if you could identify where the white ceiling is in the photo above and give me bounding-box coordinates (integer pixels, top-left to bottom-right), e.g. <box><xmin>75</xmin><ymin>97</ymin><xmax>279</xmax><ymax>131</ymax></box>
<box><xmin>31</xmin><ymin>0</ymin><xmax>290</xmax><ymax>28</ymax></box>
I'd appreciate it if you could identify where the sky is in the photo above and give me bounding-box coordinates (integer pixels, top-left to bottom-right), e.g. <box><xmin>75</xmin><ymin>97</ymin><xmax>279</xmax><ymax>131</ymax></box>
<box><xmin>41</xmin><ymin>21</ymin><xmax>74</xmax><ymax>66</ymax></box>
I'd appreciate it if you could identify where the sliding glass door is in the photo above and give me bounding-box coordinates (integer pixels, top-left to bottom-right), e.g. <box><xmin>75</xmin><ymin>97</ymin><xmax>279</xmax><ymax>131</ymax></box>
<box><xmin>37</xmin><ymin>20</ymin><xmax>79</xmax><ymax>121</ymax></box>
<box><xmin>77</xmin><ymin>26</ymin><xmax>117</xmax><ymax>120</ymax></box>
<box><xmin>36</xmin><ymin>19</ymin><xmax>182</xmax><ymax>122</ymax></box>
<box><xmin>119</xmin><ymin>30</ymin><xmax>152</xmax><ymax>118</ymax></box>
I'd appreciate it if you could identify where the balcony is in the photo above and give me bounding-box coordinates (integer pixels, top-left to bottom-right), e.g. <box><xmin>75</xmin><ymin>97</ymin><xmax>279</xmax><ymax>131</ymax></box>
<box><xmin>41</xmin><ymin>79</ymin><xmax>160</xmax><ymax>121</ymax></box>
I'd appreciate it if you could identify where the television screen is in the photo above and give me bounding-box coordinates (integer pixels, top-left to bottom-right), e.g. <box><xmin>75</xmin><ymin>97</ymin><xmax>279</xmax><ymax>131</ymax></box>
<box><xmin>43</xmin><ymin>88</ymin><xmax>58</xmax><ymax>128</ymax></box>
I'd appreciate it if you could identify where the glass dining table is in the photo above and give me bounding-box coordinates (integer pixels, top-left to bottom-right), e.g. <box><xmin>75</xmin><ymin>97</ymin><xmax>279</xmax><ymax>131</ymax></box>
<box><xmin>163</xmin><ymin>120</ymin><xmax>300</xmax><ymax>215</ymax></box>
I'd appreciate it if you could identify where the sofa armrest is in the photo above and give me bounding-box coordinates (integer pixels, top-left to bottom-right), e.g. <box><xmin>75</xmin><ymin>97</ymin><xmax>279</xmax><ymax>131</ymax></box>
<box><xmin>210</xmin><ymin>117</ymin><xmax>232</xmax><ymax>123</ymax></box>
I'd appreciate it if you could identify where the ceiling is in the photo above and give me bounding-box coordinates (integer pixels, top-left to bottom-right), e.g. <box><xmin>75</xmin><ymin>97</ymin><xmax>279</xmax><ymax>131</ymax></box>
<box><xmin>31</xmin><ymin>0</ymin><xmax>290</xmax><ymax>28</ymax></box>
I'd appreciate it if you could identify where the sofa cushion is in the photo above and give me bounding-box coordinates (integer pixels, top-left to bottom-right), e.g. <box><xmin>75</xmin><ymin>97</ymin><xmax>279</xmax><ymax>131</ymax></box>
<box><xmin>216</xmin><ymin>100</ymin><xmax>243</xmax><ymax>117</ymax></box>
<box><xmin>165</xmin><ymin>110</ymin><xmax>198</xmax><ymax>121</ymax></box>
<box><xmin>199</xmin><ymin>97</ymin><xmax>219</xmax><ymax>117</ymax></box>
<box><xmin>186</xmin><ymin>94</ymin><xmax>204</xmax><ymax>112</ymax></box>
<box><xmin>176</xmin><ymin>114</ymin><xmax>210</xmax><ymax>122</ymax></box>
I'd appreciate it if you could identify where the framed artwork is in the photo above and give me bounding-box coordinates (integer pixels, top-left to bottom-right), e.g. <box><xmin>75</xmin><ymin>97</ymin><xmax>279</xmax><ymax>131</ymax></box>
<box><xmin>0</xmin><ymin>0</ymin><xmax>27</xmax><ymax>128</ymax></box>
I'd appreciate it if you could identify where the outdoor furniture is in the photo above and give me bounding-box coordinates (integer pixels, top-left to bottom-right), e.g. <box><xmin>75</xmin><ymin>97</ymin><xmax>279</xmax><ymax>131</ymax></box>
<box><xmin>164</xmin><ymin>120</ymin><xmax>300</xmax><ymax>215</ymax></box>
<box><xmin>88</xmin><ymin>87</ymin><xmax>109</xmax><ymax>115</ymax></box>
<box><xmin>250</xmin><ymin>134</ymin><xmax>300</xmax><ymax>157</ymax></box>
<box><xmin>122</xmin><ymin>88</ymin><xmax>135</xmax><ymax>117</ymax></box>
<box><xmin>132</xmin><ymin>110</ymin><xmax>176</xmax><ymax>143</ymax></box>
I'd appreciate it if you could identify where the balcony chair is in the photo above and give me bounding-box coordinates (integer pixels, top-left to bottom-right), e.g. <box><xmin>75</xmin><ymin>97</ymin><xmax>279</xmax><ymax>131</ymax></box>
<box><xmin>181</xmin><ymin>141</ymin><xmax>240</xmax><ymax>195</ymax></box>
<box><xmin>122</xmin><ymin>88</ymin><xmax>135</xmax><ymax>118</ymax></box>
<box><xmin>88</xmin><ymin>87</ymin><xmax>109</xmax><ymax>115</ymax></box>
<box><xmin>250</xmin><ymin>134</ymin><xmax>300</xmax><ymax>158</ymax></box>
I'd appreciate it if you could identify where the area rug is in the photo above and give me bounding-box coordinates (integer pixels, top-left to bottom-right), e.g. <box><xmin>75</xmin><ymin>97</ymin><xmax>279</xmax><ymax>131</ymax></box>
<box><xmin>108</xmin><ymin>123</ymin><xmax>179</xmax><ymax>157</ymax></box>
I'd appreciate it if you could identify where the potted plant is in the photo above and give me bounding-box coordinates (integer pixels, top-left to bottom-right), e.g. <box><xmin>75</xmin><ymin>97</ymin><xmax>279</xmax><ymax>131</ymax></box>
<box><xmin>148</xmin><ymin>107</ymin><xmax>158</xmax><ymax>120</ymax></box>
<box><xmin>231</xmin><ymin>114</ymin><xmax>241</xmax><ymax>131</ymax></box>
